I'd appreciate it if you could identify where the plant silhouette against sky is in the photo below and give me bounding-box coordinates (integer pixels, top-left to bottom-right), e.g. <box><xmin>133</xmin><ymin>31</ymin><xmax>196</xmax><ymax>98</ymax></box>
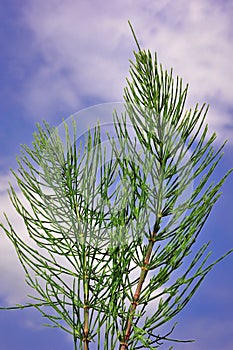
<box><xmin>1</xmin><ymin>23</ymin><xmax>232</xmax><ymax>349</ymax></box>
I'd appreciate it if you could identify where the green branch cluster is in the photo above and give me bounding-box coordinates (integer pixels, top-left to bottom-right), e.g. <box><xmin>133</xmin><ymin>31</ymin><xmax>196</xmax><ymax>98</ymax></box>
<box><xmin>1</xmin><ymin>24</ymin><xmax>232</xmax><ymax>349</ymax></box>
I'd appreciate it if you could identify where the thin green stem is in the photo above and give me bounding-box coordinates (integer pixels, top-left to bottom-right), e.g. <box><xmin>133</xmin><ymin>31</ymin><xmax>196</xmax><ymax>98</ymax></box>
<box><xmin>82</xmin><ymin>243</ymin><xmax>90</xmax><ymax>350</ymax></box>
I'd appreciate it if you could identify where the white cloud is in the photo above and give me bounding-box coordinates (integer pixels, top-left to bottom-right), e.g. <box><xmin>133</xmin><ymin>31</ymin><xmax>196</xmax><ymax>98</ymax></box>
<box><xmin>0</xmin><ymin>173</ymin><xmax>30</xmax><ymax>304</ymax></box>
<box><xmin>17</xmin><ymin>0</ymin><xmax>232</xmax><ymax>143</ymax></box>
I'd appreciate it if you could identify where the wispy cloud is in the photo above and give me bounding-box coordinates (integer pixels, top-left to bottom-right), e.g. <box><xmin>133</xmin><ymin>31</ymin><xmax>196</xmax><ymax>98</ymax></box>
<box><xmin>0</xmin><ymin>173</ymin><xmax>30</xmax><ymax>304</ymax></box>
<box><xmin>14</xmin><ymin>0</ymin><xmax>232</xmax><ymax>142</ymax></box>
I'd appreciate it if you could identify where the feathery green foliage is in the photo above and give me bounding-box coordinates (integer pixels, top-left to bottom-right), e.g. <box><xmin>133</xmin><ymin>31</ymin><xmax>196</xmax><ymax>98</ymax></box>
<box><xmin>1</xmin><ymin>22</ymin><xmax>232</xmax><ymax>349</ymax></box>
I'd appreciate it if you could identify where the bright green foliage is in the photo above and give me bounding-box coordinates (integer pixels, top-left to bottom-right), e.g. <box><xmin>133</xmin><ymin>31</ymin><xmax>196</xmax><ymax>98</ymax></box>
<box><xmin>1</xmin><ymin>24</ymin><xmax>232</xmax><ymax>349</ymax></box>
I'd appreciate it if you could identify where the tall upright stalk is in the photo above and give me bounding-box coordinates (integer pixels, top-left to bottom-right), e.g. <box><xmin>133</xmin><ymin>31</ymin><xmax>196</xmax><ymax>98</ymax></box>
<box><xmin>83</xmin><ymin>246</ymin><xmax>90</xmax><ymax>349</ymax></box>
<box><xmin>120</xmin><ymin>227</ymin><xmax>158</xmax><ymax>349</ymax></box>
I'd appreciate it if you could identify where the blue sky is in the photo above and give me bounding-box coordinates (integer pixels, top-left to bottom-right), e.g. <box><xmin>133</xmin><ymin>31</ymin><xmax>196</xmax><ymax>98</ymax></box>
<box><xmin>0</xmin><ymin>0</ymin><xmax>233</xmax><ymax>349</ymax></box>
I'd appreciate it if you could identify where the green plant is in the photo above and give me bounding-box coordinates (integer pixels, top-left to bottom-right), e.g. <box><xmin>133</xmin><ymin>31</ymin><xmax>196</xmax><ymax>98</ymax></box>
<box><xmin>1</xmin><ymin>22</ymin><xmax>232</xmax><ymax>349</ymax></box>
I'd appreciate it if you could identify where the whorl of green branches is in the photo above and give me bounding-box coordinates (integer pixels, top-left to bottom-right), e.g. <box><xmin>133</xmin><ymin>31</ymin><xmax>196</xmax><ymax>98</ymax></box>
<box><xmin>1</xmin><ymin>23</ymin><xmax>232</xmax><ymax>349</ymax></box>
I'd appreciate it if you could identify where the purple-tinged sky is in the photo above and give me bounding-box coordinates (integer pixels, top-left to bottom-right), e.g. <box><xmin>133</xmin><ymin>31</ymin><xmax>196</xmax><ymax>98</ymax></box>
<box><xmin>0</xmin><ymin>0</ymin><xmax>233</xmax><ymax>349</ymax></box>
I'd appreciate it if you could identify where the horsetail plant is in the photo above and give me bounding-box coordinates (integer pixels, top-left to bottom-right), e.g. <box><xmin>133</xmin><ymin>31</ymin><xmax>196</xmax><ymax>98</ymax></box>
<box><xmin>1</xmin><ymin>23</ymin><xmax>232</xmax><ymax>349</ymax></box>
